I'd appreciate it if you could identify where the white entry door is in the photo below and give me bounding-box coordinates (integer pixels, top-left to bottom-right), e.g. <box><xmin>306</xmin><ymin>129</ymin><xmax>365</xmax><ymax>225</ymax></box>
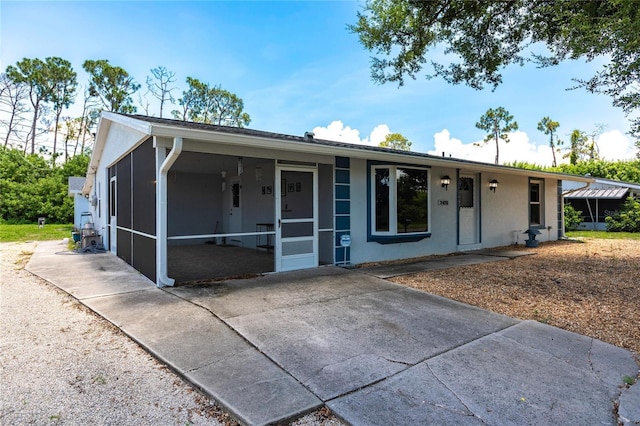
<box><xmin>228</xmin><ymin>176</ymin><xmax>242</xmax><ymax>245</ymax></box>
<box><xmin>276</xmin><ymin>166</ymin><xmax>318</xmax><ymax>272</ymax></box>
<box><xmin>458</xmin><ymin>175</ymin><xmax>479</xmax><ymax>246</ymax></box>
<box><xmin>109</xmin><ymin>176</ymin><xmax>117</xmax><ymax>254</ymax></box>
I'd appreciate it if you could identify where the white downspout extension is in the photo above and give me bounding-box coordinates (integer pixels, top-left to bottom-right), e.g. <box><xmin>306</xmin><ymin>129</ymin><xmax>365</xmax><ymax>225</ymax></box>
<box><xmin>156</xmin><ymin>136</ymin><xmax>183</xmax><ymax>287</ymax></box>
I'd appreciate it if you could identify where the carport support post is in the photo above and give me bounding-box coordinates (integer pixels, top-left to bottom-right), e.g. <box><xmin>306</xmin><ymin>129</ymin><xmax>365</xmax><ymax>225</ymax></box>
<box><xmin>155</xmin><ymin>136</ymin><xmax>183</xmax><ymax>287</ymax></box>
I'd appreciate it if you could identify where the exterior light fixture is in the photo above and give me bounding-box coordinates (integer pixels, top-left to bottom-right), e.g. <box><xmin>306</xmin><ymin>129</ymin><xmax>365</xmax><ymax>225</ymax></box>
<box><xmin>489</xmin><ymin>179</ymin><xmax>499</xmax><ymax>192</ymax></box>
<box><xmin>440</xmin><ymin>175</ymin><xmax>451</xmax><ymax>190</ymax></box>
<box><xmin>237</xmin><ymin>157</ymin><xmax>244</xmax><ymax>175</ymax></box>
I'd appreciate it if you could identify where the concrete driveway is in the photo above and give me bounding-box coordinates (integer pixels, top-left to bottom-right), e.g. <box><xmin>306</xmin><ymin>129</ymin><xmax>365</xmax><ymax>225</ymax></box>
<box><xmin>26</xmin><ymin>241</ymin><xmax>638</xmax><ymax>425</ymax></box>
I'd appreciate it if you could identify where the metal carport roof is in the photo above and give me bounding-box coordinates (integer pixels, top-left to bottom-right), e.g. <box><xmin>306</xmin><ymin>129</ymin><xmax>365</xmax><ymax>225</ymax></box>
<box><xmin>565</xmin><ymin>187</ymin><xmax>629</xmax><ymax>199</ymax></box>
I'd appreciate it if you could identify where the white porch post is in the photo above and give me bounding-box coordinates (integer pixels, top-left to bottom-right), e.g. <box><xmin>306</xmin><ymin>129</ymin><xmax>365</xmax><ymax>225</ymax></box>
<box><xmin>155</xmin><ymin>136</ymin><xmax>183</xmax><ymax>287</ymax></box>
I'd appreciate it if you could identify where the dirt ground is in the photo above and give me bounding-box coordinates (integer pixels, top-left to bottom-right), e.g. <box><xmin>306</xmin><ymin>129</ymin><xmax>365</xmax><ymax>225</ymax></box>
<box><xmin>0</xmin><ymin>242</ymin><xmax>343</xmax><ymax>426</ymax></box>
<box><xmin>391</xmin><ymin>238</ymin><xmax>640</xmax><ymax>359</ymax></box>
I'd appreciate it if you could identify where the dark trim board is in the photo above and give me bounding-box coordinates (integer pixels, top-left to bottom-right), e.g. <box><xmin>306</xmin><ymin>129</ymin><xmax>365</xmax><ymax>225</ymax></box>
<box><xmin>335</xmin><ymin>156</ymin><xmax>351</xmax><ymax>263</ymax></box>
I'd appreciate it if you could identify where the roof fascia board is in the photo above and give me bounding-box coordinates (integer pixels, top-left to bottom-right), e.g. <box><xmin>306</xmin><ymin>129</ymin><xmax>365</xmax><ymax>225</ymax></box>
<box><xmin>149</xmin><ymin>123</ymin><xmax>417</xmax><ymax>161</ymax></box>
<box><xmin>82</xmin><ymin>114</ymin><xmax>152</xmax><ymax>194</ymax></box>
<box><xmin>149</xmin><ymin>123</ymin><xmax>591</xmax><ymax>181</ymax></box>
<box><xmin>131</xmin><ymin>120</ymin><xmax>597</xmax><ymax>185</ymax></box>
<box><xmin>103</xmin><ymin>111</ymin><xmax>153</xmax><ymax>134</ymax></box>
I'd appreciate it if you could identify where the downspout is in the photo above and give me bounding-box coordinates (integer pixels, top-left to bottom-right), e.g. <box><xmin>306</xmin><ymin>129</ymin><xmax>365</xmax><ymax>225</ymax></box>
<box><xmin>156</xmin><ymin>137</ymin><xmax>183</xmax><ymax>287</ymax></box>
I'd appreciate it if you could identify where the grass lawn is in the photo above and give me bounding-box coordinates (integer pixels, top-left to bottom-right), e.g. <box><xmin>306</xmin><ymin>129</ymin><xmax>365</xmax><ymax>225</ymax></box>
<box><xmin>566</xmin><ymin>230</ymin><xmax>640</xmax><ymax>240</ymax></box>
<box><xmin>0</xmin><ymin>223</ymin><xmax>73</xmax><ymax>243</ymax></box>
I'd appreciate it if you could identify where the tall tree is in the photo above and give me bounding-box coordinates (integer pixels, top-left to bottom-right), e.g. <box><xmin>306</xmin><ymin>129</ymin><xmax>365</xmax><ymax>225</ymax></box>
<box><xmin>136</xmin><ymin>92</ymin><xmax>152</xmax><ymax>115</ymax></box>
<box><xmin>537</xmin><ymin>117</ymin><xmax>560</xmax><ymax>167</ymax></box>
<box><xmin>6</xmin><ymin>57</ymin><xmax>61</xmax><ymax>154</ymax></box>
<box><xmin>83</xmin><ymin>59</ymin><xmax>140</xmax><ymax>113</ymax></box>
<box><xmin>48</xmin><ymin>58</ymin><xmax>77</xmax><ymax>165</ymax></box>
<box><xmin>172</xmin><ymin>77</ymin><xmax>251</xmax><ymax>127</ymax></box>
<box><xmin>74</xmin><ymin>86</ymin><xmax>101</xmax><ymax>156</ymax></box>
<box><xmin>59</xmin><ymin>116</ymin><xmax>77</xmax><ymax>162</ymax></box>
<box><xmin>0</xmin><ymin>73</ymin><xmax>29</xmax><ymax>148</ymax></box>
<box><xmin>350</xmin><ymin>0</ymin><xmax>640</xmax><ymax>141</ymax></box>
<box><xmin>172</xmin><ymin>77</ymin><xmax>205</xmax><ymax>121</ymax></box>
<box><xmin>146</xmin><ymin>66</ymin><xmax>177</xmax><ymax>118</ymax></box>
<box><xmin>475</xmin><ymin>107</ymin><xmax>518</xmax><ymax>165</ymax></box>
<box><xmin>566</xmin><ymin>130</ymin><xmax>588</xmax><ymax>165</ymax></box>
<box><xmin>586</xmin><ymin>124</ymin><xmax>606</xmax><ymax>161</ymax></box>
<box><xmin>379</xmin><ymin>132</ymin><xmax>411</xmax><ymax>151</ymax></box>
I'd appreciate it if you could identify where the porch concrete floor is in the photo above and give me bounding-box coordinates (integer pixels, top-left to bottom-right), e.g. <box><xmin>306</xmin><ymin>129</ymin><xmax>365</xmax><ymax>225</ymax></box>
<box><xmin>168</xmin><ymin>243</ymin><xmax>274</xmax><ymax>283</ymax></box>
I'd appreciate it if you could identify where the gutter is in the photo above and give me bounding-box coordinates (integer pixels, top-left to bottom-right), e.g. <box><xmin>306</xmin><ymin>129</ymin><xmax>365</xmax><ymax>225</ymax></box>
<box><xmin>562</xmin><ymin>179</ymin><xmax>593</xmax><ymax>197</ymax></box>
<box><xmin>148</xmin><ymin>122</ymin><xmax>593</xmax><ymax>183</ymax></box>
<box><xmin>156</xmin><ymin>136</ymin><xmax>183</xmax><ymax>287</ymax></box>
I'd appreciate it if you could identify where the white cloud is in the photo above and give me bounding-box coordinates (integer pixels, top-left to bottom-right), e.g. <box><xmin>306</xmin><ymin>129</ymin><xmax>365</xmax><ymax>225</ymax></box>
<box><xmin>312</xmin><ymin>121</ymin><xmax>390</xmax><ymax>146</ymax></box>
<box><xmin>596</xmin><ymin>130</ymin><xmax>637</xmax><ymax>161</ymax></box>
<box><xmin>312</xmin><ymin>123</ymin><xmax>637</xmax><ymax>165</ymax></box>
<box><xmin>429</xmin><ymin>129</ymin><xmax>558</xmax><ymax>166</ymax></box>
<box><xmin>427</xmin><ymin>129</ymin><xmax>635</xmax><ymax>166</ymax></box>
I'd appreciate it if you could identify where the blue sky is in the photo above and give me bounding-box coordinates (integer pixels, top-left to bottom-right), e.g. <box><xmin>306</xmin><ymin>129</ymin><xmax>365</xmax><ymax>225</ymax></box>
<box><xmin>1</xmin><ymin>1</ymin><xmax>636</xmax><ymax>164</ymax></box>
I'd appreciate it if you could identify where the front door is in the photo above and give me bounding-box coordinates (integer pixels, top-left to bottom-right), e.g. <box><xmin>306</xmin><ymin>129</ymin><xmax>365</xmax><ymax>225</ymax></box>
<box><xmin>109</xmin><ymin>176</ymin><xmax>117</xmax><ymax>253</ymax></box>
<box><xmin>458</xmin><ymin>174</ymin><xmax>479</xmax><ymax>246</ymax></box>
<box><xmin>276</xmin><ymin>166</ymin><xmax>318</xmax><ymax>272</ymax></box>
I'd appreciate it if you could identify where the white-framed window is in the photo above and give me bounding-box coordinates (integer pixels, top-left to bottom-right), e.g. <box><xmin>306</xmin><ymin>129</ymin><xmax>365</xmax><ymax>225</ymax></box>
<box><xmin>371</xmin><ymin>165</ymin><xmax>429</xmax><ymax>236</ymax></box>
<box><xmin>529</xmin><ymin>179</ymin><xmax>544</xmax><ymax>227</ymax></box>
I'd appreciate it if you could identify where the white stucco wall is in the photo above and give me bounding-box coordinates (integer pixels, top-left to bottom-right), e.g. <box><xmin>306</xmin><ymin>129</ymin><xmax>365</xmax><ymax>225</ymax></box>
<box><xmin>88</xmin><ymin>123</ymin><xmax>148</xmax><ymax>243</ymax></box>
<box><xmin>481</xmin><ymin>174</ymin><xmax>559</xmax><ymax>246</ymax></box>
<box><xmin>481</xmin><ymin>172</ymin><xmax>528</xmax><ymax>247</ymax></box>
<box><xmin>543</xmin><ymin>178</ymin><xmax>561</xmax><ymax>241</ymax></box>
<box><xmin>350</xmin><ymin>160</ymin><xmax>461</xmax><ymax>265</ymax></box>
<box><xmin>89</xmin><ymin>116</ymin><xmax>564</xmax><ymax>270</ymax></box>
<box><xmin>349</xmin><ymin>159</ymin><xmax>560</xmax><ymax>265</ymax></box>
<box><xmin>73</xmin><ymin>194</ymin><xmax>91</xmax><ymax>230</ymax></box>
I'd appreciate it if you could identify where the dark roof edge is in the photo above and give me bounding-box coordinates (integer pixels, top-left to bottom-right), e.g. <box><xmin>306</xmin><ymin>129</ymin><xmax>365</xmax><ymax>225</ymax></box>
<box><xmin>114</xmin><ymin>113</ymin><xmax>592</xmax><ymax>182</ymax></box>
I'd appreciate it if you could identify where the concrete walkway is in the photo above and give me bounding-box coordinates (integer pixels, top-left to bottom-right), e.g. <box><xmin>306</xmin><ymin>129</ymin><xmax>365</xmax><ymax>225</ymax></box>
<box><xmin>26</xmin><ymin>241</ymin><xmax>639</xmax><ymax>425</ymax></box>
<box><xmin>359</xmin><ymin>249</ymin><xmax>534</xmax><ymax>279</ymax></box>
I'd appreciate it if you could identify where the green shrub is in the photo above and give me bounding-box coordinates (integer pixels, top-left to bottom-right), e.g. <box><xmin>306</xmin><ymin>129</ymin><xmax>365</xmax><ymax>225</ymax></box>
<box><xmin>564</xmin><ymin>204</ymin><xmax>584</xmax><ymax>231</ymax></box>
<box><xmin>0</xmin><ymin>147</ymin><xmax>89</xmax><ymax>223</ymax></box>
<box><xmin>605</xmin><ymin>196</ymin><xmax>640</xmax><ymax>232</ymax></box>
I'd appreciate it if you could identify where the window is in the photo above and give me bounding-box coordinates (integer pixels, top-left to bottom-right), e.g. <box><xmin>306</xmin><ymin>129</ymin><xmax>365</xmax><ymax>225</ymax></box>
<box><xmin>458</xmin><ymin>177</ymin><xmax>474</xmax><ymax>208</ymax></box>
<box><xmin>232</xmin><ymin>182</ymin><xmax>240</xmax><ymax>208</ymax></box>
<box><xmin>529</xmin><ymin>179</ymin><xmax>544</xmax><ymax>227</ymax></box>
<box><xmin>370</xmin><ymin>165</ymin><xmax>429</xmax><ymax>240</ymax></box>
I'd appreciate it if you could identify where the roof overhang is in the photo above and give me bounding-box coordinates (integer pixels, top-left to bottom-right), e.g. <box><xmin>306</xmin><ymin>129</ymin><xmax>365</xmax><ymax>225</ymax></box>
<box><xmin>82</xmin><ymin>113</ymin><xmax>595</xmax><ymax>193</ymax></box>
<box><xmin>81</xmin><ymin>113</ymin><xmax>153</xmax><ymax>194</ymax></box>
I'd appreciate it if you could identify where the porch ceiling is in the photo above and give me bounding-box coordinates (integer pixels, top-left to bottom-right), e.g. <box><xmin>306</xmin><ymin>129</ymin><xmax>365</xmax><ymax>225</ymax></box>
<box><xmin>170</xmin><ymin>152</ymin><xmax>270</xmax><ymax>175</ymax></box>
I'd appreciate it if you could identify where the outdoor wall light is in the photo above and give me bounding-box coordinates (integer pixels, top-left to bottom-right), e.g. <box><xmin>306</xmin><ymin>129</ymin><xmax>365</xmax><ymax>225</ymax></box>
<box><xmin>489</xmin><ymin>179</ymin><xmax>499</xmax><ymax>192</ymax></box>
<box><xmin>440</xmin><ymin>175</ymin><xmax>451</xmax><ymax>190</ymax></box>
